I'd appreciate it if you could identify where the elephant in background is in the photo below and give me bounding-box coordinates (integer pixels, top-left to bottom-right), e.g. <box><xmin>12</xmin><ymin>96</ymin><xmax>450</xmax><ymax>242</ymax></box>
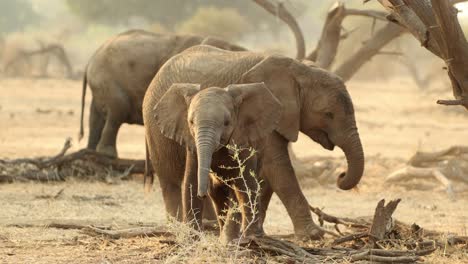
<box><xmin>149</xmin><ymin>82</ymin><xmax>282</xmax><ymax>241</ymax></box>
<box><xmin>79</xmin><ymin>29</ymin><xmax>246</xmax><ymax>157</ymax></box>
<box><xmin>143</xmin><ymin>45</ymin><xmax>365</xmax><ymax>240</ymax></box>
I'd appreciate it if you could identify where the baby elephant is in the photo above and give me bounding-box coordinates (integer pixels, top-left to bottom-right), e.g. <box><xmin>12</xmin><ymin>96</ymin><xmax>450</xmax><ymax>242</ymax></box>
<box><xmin>148</xmin><ymin>82</ymin><xmax>282</xmax><ymax>242</ymax></box>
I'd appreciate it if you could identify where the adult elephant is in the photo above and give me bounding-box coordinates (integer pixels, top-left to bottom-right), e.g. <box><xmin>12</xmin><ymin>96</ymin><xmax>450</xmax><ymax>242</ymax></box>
<box><xmin>143</xmin><ymin>45</ymin><xmax>365</xmax><ymax>240</ymax></box>
<box><xmin>79</xmin><ymin>29</ymin><xmax>246</xmax><ymax>157</ymax></box>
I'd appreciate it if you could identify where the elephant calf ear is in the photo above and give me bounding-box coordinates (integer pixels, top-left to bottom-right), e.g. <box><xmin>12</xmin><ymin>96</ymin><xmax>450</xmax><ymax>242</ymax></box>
<box><xmin>153</xmin><ymin>83</ymin><xmax>200</xmax><ymax>150</ymax></box>
<box><xmin>227</xmin><ymin>82</ymin><xmax>282</xmax><ymax>146</ymax></box>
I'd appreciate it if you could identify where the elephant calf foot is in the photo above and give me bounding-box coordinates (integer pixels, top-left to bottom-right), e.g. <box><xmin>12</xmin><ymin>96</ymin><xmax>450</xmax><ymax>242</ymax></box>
<box><xmin>96</xmin><ymin>144</ymin><xmax>118</xmax><ymax>158</ymax></box>
<box><xmin>295</xmin><ymin>223</ymin><xmax>325</xmax><ymax>241</ymax></box>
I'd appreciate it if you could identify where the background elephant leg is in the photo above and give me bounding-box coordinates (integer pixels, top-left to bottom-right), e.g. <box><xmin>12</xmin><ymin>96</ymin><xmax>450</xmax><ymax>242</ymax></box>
<box><xmin>87</xmin><ymin>99</ymin><xmax>105</xmax><ymax>150</ymax></box>
<box><xmin>257</xmin><ymin>179</ymin><xmax>273</xmax><ymax>235</ymax></box>
<box><xmin>96</xmin><ymin>91</ymin><xmax>130</xmax><ymax>157</ymax></box>
<box><xmin>96</xmin><ymin>115</ymin><xmax>122</xmax><ymax>157</ymax></box>
<box><xmin>182</xmin><ymin>150</ymin><xmax>204</xmax><ymax>230</ymax></box>
<box><xmin>264</xmin><ymin>136</ymin><xmax>323</xmax><ymax>240</ymax></box>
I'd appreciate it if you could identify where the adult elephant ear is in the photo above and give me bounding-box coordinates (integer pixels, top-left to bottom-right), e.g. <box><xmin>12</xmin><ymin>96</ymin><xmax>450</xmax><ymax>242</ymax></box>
<box><xmin>240</xmin><ymin>55</ymin><xmax>301</xmax><ymax>142</ymax></box>
<box><xmin>153</xmin><ymin>83</ymin><xmax>200</xmax><ymax>151</ymax></box>
<box><xmin>227</xmin><ymin>82</ymin><xmax>282</xmax><ymax>146</ymax></box>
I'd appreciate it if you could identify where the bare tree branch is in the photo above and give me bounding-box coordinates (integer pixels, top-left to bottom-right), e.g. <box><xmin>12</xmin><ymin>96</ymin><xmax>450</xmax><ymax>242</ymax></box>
<box><xmin>334</xmin><ymin>22</ymin><xmax>405</xmax><ymax>82</ymax></box>
<box><xmin>252</xmin><ymin>0</ymin><xmax>306</xmax><ymax>59</ymax></box>
<box><xmin>308</xmin><ymin>1</ymin><xmax>400</xmax><ymax>74</ymax></box>
<box><xmin>375</xmin><ymin>0</ymin><xmax>468</xmax><ymax>110</ymax></box>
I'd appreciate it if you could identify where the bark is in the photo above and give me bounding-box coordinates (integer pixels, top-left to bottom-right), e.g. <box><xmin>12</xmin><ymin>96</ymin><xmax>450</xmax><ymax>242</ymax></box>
<box><xmin>252</xmin><ymin>0</ymin><xmax>306</xmax><ymax>59</ymax></box>
<box><xmin>376</xmin><ymin>0</ymin><xmax>468</xmax><ymax>110</ymax></box>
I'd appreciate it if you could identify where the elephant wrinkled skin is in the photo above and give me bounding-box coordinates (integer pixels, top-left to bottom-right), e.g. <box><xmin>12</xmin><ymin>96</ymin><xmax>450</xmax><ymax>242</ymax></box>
<box><xmin>143</xmin><ymin>45</ymin><xmax>365</xmax><ymax>241</ymax></box>
<box><xmin>79</xmin><ymin>29</ymin><xmax>245</xmax><ymax>157</ymax></box>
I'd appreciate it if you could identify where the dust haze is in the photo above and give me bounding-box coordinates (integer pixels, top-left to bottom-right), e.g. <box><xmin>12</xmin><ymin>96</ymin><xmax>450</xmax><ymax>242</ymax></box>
<box><xmin>0</xmin><ymin>1</ymin><xmax>467</xmax><ymax>263</ymax></box>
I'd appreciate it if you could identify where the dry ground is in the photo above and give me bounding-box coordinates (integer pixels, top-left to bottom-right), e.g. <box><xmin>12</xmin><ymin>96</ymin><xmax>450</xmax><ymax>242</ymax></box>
<box><xmin>0</xmin><ymin>77</ymin><xmax>467</xmax><ymax>263</ymax></box>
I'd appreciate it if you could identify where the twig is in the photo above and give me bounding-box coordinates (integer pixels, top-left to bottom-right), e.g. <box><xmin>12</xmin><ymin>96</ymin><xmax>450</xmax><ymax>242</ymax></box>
<box><xmin>82</xmin><ymin>226</ymin><xmax>170</xmax><ymax>239</ymax></box>
<box><xmin>333</xmin><ymin>232</ymin><xmax>368</xmax><ymax>245</ymax></box>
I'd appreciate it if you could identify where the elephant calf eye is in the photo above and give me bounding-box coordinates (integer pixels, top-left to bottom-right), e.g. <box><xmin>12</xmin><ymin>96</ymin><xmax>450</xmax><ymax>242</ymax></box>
<box><xmin>325</xmin><ymin>112</ymin><xmax>334</xmax><ymax>119</ymax></box>
<box><xmin>224</xmin><ymin>120</ymin><xmax>230</xmax><ymax>126</ymax></box>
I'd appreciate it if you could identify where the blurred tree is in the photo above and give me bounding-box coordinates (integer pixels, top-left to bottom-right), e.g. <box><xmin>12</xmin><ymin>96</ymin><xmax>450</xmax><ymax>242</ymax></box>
<box><xmin>177</xmin><ymin>7</ymin><xmax>248</xmax><ymax>41</ymax></box>
<box><xmin>0</xmin><ymin>0</ymin><xmax>39</xmax><ymax>36</ymax></box>
<box><xmin>64</xmin><ymin>0</ymin><xmax>308</xmax><ymax>31</ymax></box>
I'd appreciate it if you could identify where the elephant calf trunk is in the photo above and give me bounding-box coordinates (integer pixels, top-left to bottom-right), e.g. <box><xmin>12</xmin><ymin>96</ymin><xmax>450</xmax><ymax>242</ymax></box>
<box><xmin>195</xmin><ymin>128</ymin><xmax>217</xmax><ymax>198</ymax></box>
<box><xmin>337</xmin><ymin>131</ymin><xmax>365</xmax><ymax>190</ymax></box>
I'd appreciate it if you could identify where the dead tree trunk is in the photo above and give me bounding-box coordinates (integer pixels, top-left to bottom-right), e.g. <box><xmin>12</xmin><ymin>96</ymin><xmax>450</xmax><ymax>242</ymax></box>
<box><xmin>374</xmin><ymin>0</ymin><xmax>468</xmax><ymax>110</ymax></box>
<box><xmin>252</xmin><ymin>0</ymin><xmax>306</xmax><ymax>60</ymax></box>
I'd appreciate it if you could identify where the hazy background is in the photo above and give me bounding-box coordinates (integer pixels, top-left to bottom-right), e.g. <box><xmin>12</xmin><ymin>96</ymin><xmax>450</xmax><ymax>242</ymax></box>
<box><xmin>2</xmin><ymin>0</ymin><xmax>462</xmax><ymax>83</ymax></box>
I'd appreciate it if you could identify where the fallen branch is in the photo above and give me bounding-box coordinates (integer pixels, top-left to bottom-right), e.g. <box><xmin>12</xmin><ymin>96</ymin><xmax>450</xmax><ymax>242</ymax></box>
<box><xmin>0</xmin><ymin>138</ymin><xmax>145</xmax><ymax>182</ymax></box>
<box><xmin>82</xmin><ymin>226</ymin><xmax>170</xmax><ymax>239</ymax></box>
<box><xmin>350</xmin><ymin>250</ymin><xmax>420</xmax><ymax>263</ymax></box>
<box><xmin>386</xmin><ymin>166</ymin><xmax>455</xmax><ymax>198</ymax></box>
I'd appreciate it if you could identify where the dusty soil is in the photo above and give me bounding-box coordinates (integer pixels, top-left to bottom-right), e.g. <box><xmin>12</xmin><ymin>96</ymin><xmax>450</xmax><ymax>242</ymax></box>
<box><xmin>0</xmin><ymin>77</ymin><xmax>467</xmax><ymax>263</ymax></box>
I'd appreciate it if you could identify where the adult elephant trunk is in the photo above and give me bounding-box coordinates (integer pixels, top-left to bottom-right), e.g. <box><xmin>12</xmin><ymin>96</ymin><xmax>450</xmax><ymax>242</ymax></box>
<box><xmin>195</xmin><ymin>127</ymin><xmax>218</xmax><ymax>198</ymax></box>
<box><xmin>337</xmin><ymin>130</ymin><xmax>365</xmax><ymax>190</ymax></box>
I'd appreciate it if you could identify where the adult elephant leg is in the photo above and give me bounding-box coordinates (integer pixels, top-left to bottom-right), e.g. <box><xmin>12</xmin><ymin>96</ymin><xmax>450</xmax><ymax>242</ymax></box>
<box><xmin>96</xmin><ymin>92</ymin><xmax>129</xmax><ymax>157</ymax></box>
<box><xmin>263</xmin><ymin>134</ymin><xmax>323</xmax><ymax>240</ymax></box>
<box><xmin>182</xmin><ymin>150</ymin><xmax>204</xmax><ymax>229</ymax></box>
<box><xmin>96</xmin><ymin>114</ymin><xmax>122</xmax><ymax>157</ymax></box>
<box><xmin>87</xmin><ymin>99</ymin><xmax>105</xmax><ymax>150</ymax></box>
<box><xmin>149</xmin><ymin>135</ymin><xmax>185</xmax><ymax>221</ymax></box>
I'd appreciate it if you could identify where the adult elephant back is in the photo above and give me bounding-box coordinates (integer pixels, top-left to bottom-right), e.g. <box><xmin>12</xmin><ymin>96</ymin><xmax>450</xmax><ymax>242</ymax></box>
<box><xmin>79</xmin><ymin>29</ymin><xmax>246</xmax><ymax>157</ymax></box>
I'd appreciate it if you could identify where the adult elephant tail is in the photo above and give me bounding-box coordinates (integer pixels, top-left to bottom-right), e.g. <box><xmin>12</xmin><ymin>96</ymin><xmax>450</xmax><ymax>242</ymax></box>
<box><xmin>78</xmin><ymin>65</ymin><xmax>88</xmax><ymax>141</ymax></box>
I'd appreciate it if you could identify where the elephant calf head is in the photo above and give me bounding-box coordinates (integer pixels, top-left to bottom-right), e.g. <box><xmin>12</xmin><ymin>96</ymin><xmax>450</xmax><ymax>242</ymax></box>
<box><xmin>153</xmin><ymin>83</ymin><xmax>282</xmax><ymax>197</ymax></box>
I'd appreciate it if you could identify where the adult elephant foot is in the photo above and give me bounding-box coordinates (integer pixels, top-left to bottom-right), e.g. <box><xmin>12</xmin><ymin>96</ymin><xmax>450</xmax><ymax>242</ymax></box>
<box><xmin>96</xmin><ymin>144</ymin><xmax>118</xmax><ymax>158</ymax></box>
<box><xmin>294</xmin><ymin>223</ymin><xmax>324</xmax><ymax>241</ymax></box>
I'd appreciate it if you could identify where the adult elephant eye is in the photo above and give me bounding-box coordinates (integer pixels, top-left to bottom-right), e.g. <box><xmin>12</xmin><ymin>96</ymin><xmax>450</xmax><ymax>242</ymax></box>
<box><xmin>325</xmin><ymin>112</ymin><xmax>334</xmax><ymax>119</ymax></box>
<box><xmin>224</xmin><ymin>120</ymin><xmax>230</xmax><ymax>126</ymax></box>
